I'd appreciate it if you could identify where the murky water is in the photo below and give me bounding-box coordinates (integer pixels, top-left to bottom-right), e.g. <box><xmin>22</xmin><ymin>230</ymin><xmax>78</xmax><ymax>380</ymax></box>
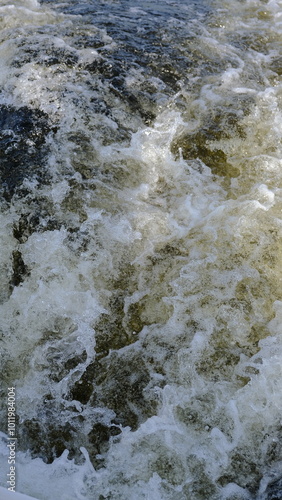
<box><xmin>0</xmin><ymin>0</ymin><xmax>282</xmax><ymax>498</ymax></box>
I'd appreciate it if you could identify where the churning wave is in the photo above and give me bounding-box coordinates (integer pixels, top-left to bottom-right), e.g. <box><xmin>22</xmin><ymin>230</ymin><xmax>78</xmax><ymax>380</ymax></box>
<box><xmin>1</xmin><ymin>0</ymin><xmax>282</xmax><ymax>498</ymax></box>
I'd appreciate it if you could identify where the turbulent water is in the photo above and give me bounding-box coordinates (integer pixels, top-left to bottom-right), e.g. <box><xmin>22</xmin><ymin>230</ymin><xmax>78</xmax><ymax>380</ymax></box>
<box><xmin>0</xmin><ymin>0</ymin><xmax>282</xmax><ymax>498</ymax></box>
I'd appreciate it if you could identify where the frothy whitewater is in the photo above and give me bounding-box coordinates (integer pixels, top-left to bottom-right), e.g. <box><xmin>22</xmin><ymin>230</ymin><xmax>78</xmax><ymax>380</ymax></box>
<box><xmin>0</xmin><ymin>0</ymin><xmax>282</xmax><ymax>498</ymax></box>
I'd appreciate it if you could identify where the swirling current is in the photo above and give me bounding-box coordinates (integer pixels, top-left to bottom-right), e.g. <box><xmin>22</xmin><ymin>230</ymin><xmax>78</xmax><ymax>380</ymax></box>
<box><xmin>0</xmin><ymin>0</ymin><xmax>282</xmax><ymax>499</ymax></box>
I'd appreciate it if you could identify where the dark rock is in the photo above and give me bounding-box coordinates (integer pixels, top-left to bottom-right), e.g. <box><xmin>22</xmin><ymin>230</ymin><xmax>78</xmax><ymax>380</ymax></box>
<box><xmin>265</xmin><ymin>477</ymin><xmax>282</xmax><ymax>500</ymax></box>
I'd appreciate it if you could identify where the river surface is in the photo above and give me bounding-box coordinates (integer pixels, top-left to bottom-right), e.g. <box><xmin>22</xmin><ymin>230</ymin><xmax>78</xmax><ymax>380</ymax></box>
<box><xmin>0</xmin><ymin>0</ymin><xmax>282</xmax><ymax>499</ymax></box>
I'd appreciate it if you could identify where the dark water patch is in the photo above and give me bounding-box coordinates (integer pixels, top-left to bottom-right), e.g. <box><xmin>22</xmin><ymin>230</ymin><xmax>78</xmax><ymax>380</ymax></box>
<box><xmin>269</xmin><ymin>56</ymin><xmax>282</xmax><ymax>77</ymax></box>
<box><xmin>9</xmin><ymin>250</ymin><xmax>29</xmax><ymax>289</ymax></box>
<box><xmin>19</xmin><ymin>416</ymin><xmax>78</xmax><ymax>464</ymax></box>
<box><xmin>40</xmin><ymin>0</ymin><xmax>209</xmax><ymax>20</ymax></box>
<box><xmin>108</xmin><ymin>81</ymin><xmax>156</xmax><ymax>125</ymax></box>
<box><xmin>48</xmin><ymin>351</ymin><xmax>88</xmax><ymax>384</ymax></box>
<box><xmin>265</xmin><ymin>478</ymin><xmax>282</xmax><ymax>500</ymax></box>
<box><xmin>13</xmin><ymin>211</ymin><xmax>61</xmax><ymax>244</ymax></box>
<box><xmin>93</xmin><ymin>351</ymin><xmax>155</xmax><ymax>430</ymax></box>
<box><xmin>94</xmin><ymin>272</ymin><xmax>146</xmax><ymax>359</ymax></box>
<box><xmin>153</xmin><ymin>455</ymin><xmax>186</xmax><ymax>486</ymax></box>
<box><xmin>218</xmin><ymin>447</ymin><xmax>264</xmax><ymax>495</ymax></box>
<box><xmin>18</xmin><ymin>349</ymin><xmax>154</xmax><ymax>465</ymax></box>
<box><xmin>227</xmin><ymin>30</ymin><xmax>273</xmax><ymax>55</ymax></box>
<box><xmin>184</xmin><ymin>456</ymin><xmax>218</xmax><ymax>499</ymax></box>
<box><xmin>170</xmin><ymin>109</ymin><xmax>249</xmax><ymax>178</ymax></box>
<box><xmin>40</xmin><ymin>0</ymin><xmax>214</xmax><ymax>98</ymax></box>
<box><xmin>81</xmin><ymin>54</ymin><xmax>162</xmax><ymax>127</ymax></box>
<box><xmin>94</xmin><ymin>307</ymin><xmax>137</xmax><ymax>360</ymax></box>
<box><xmin>87</xmin><ymin>422</ymin><xmax>121</xmax><ymax>468</ymax></box>
<box><xmin>69</xmin><ymin>349</ymin><xmax>156</xmax><ymax>430</ymax></box>
<box><xmin>12</xmin><ymin>36</ymin><xmax>79</xmax><ymax>68</ymax></box>
<box><xmin>60</xmin><ymin>179</ymin><xmax>88</xmax><ymax>223</ymax></box>
<box><xmin>0</xmin><ymin>105</ymin><xmax>54</xmax><ymax>201</ymax></box>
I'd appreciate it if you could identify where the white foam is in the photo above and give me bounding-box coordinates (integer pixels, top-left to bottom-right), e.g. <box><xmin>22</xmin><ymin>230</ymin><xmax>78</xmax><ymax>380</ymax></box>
<box><xmin>0</xmin><ymin>486</ymin><xmax>39</xmax><ymax>500</ymax></box>
<box><xmin>1</xmin><ymin>0</ymin><xmax>282</xmax><ymax>498</ymax></box>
